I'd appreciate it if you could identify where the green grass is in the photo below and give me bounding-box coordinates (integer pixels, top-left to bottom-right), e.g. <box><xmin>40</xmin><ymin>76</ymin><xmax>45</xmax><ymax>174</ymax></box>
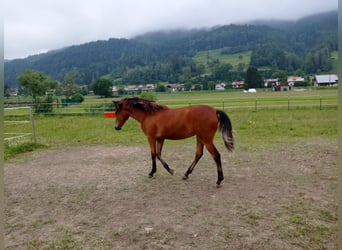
<box><xmin>193</xmin><ymin>48</ymin><xmax>251</xmax><ymax>72</ymax></box>
<box><xmin>276</xmin><ymin>201</ymin><xmax>337</xmax><ymax>249</ymax></box>
<box><xmin>3</xmin><ymin>106</ymin><xmax>336</xmax><ymax>160</ymax></box>
<box><xmin>4</xmin><ymin>142</ymin><xmax>47</xmax><ymax>160</ymax></box>
<box><xmin>4</xmin><ymin>89</ymin><xmax>338</xmax><ymax>159</ymax></box>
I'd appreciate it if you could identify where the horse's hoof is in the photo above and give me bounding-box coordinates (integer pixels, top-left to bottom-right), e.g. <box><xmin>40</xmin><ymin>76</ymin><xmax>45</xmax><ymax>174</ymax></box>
<box><xmin>182</xmin><ymin>175</ymin><xmax>188</xmax><ymax>180</ymax></box>
<box><xmin>216</xmin><ymin>180</ymin><xmax>222</xmax><ymax>187</ymax></box>
<box><xmin>169</xmin><ymin>169</ymin><xmax>174</xmax><ymax>175</ymax></box>
<box><xmin>148</xmin><ymin>174</ymin><xmax>153</xmax><ymax>178</ymax></box>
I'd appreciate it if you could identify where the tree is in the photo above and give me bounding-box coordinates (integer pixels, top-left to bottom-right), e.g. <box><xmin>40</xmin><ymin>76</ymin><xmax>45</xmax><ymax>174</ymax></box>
<box><xmin>304</xmin><ymin>45</ymin><xmax>333</xmax><ymax>73</ymax></box>
<box><xmin>244</xmin><ymin>66</ymin><xmax>263</xmax><ymax>89</ymax></box>
<box><xmin>91</xmin><ymin>78</ymin><xmax>113</xmax><ymax>97</ymax></box>
<box><xmin>4</xmin><ymin>84</ymin><xmax>11</xmax><ymax>98</ymax></box>
<box><xmin>155</xmin><ymin>84</ymin><xmax>166</xmax><ymax>92</ymax></box>
<box><xmin>207</xmin><ymin>81</ymin><xmax>216</xmax><ymax>90</ymax></box>
<box><xmin>17</xmin><ymin>69</ymin><xmax>57</xmax><ymax>100</ymax></box>
<box><xmin>294</xmin><ymin>69</ymin><xmax>305</xmax><ymax>77</ymax></box>
<box><xmin>237</xmin><ymin>63</ymin><xmax>246</xmax><ymax>73</ymax></box>
<box><xmin>62</xmin><ymin>70</ymin><xmax>81</xmax><ymax>98</ymax></box>
<box><xmin>271</xmin><ymin>70</ymin><xmax>288</xmax><ymax>83</ymax></box>
<box><xmin>212</xmin><ymin>63</ymin><xmax>233</xmax><ymax>82</ymax></box>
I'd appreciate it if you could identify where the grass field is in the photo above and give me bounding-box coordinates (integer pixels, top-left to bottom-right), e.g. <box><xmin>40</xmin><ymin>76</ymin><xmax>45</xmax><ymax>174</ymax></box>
<box><xmin>4</xmin><ymin>88</ymin><xmax>338</xmax><ymax>159</ymax></box>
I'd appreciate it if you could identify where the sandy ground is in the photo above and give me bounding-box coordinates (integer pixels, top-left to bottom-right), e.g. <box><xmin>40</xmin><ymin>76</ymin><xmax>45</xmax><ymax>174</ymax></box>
<box><xmin>5</xmin><ymin>138</ymin><xmax>338</xmax><ymax>249</ymax></box>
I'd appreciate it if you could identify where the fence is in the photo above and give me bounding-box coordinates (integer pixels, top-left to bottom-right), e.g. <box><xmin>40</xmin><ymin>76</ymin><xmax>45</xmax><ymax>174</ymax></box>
<box><xmin>160</xmin><ymin>95</ymin><xmax>338</xmax><ymax>111</ymax></box>
<box><xmin>220</xmin><ymin>95</ymin><xmax>337</xmax><ymax>111</ymax></box>
<box><xmin>3</xmin><ymin>95</ymin><xmax>338</xmax><ymax>116</ymax></box>
<box><xmin>4</xmin><ymin>106</ymin><xmax>37</xmax><ymax>144</ymax></box>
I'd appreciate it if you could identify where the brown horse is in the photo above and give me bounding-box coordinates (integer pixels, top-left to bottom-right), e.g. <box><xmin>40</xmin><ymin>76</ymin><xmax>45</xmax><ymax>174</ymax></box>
<box><xmin>113</xmin><ymin>97</ymin><xmax>234</xmax><ymax>186</ymax></box>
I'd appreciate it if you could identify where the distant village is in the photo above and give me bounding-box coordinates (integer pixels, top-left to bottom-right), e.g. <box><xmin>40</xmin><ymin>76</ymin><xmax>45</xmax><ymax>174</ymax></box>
<box><xmin>111</xmin><ymin>74</ymin><xmax>338</xmax><ymax>95</ymax></box>
<box><xmin>7</xmin><ymin>74</ymin><xmax>338</xmax><ymax>97</ymax></box>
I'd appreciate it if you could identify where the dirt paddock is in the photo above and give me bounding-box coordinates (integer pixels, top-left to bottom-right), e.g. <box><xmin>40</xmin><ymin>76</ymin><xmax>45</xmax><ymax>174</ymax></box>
<box><xmin>5</xmin><ymin>138</ymin><xmax>338</xmax><ymax>249</ymax></box>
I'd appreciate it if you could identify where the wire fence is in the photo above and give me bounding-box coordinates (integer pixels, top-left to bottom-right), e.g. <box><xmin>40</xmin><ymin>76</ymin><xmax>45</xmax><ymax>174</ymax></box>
<box><xmin>3</xmin><ymin>95</ymin><xmax>338</xmax><ymax>117</ymax></box>
<box><xmin>160</xmin><ymin>95</ymin><xmax>338</xmax><ymax>111</ymax></box>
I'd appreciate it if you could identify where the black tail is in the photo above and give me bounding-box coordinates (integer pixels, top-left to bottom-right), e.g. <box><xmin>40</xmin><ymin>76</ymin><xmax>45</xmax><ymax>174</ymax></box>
<box><xmin>217</xmin><ymin>110</ymin><xmax>234</xmax><ymax>152</ymax></box>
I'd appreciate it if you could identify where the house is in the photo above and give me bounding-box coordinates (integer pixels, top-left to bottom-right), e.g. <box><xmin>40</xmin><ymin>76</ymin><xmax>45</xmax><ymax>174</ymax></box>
<box><xmin>288</xmin><ymin>76</ymin><xmax>305</xmax><ymax>86</ymax></box>
<box><xmin>112</xmin><ymin>86</ymin><xmax>118</xmax><ymax>95</ymax></box>
<box><xmin>231</xmin><ymin>81</ymin><xmax>245</xmax><ymax>88</ymax></box>
<box><xmin>125</xmin><ymin>85</ymin><xmax>139</xmax><ymax>92</ymax></box>
<box><xmin>273</xmin><ymin>83</ymin><xmax>290</xmax><ymax>92</ymax></box>
<box><xmin>264</xmin><ymin>78</ymin><xmax>279</xmax><ymax>88</ymax></box>
<box><xmin>145</xmin><ymin>83</ymin><xmax>155</xmax><ymax>90</ymax></box>
<box><xmin>313</xmin><ymin>74</ymin><xmax>338</xmax><ymax>87</ymax></box>
<box><xmin>166</xmin><ymin>83</ymin><xmax>184</xmax><ymax>92</ymax></box>
<box><xmin>215</xmin><ymin>83</ymin><xmax>226</xmax><ymax>90</ymax></box>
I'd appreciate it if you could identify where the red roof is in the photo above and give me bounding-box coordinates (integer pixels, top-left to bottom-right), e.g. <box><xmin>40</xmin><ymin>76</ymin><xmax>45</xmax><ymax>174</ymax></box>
<box><xmin>232</xmin><ymin>81</ymin><xmax>245</xmax><ymax>86</ymax></box>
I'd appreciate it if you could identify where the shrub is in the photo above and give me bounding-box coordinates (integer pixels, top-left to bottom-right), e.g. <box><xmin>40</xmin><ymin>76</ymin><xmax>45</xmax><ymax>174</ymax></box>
<box><xmin>84</xmin><ymin>102</ymin><xmax>114</xmax><ymax>114</ymax></box>
<box><xmin>140</xmin><ymin>92</ymin><xmax>156</xmax><ymax>101</ymax></box>
<box><xmin>71</xmin><ymin>93</ymin><xmax>84</xmax><ymax>103</ymax></box>
<box><xmin>34</xmin><ymin>95</ymin><xmax>53</xmax><ymax>114</ymax></box>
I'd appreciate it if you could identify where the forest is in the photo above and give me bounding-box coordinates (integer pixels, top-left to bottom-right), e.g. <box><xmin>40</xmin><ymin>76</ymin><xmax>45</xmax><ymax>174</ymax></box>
<box><xmin>4</xmin><ymin>11</ymin><xmax>337</xmax><ymax>89</ymax></box>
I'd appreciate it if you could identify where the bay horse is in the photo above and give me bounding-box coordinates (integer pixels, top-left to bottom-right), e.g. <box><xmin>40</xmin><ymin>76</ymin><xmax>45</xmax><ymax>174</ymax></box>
<box><xmin>113</xmin><ymin>97</ymin><xmax>234</xmax><ymax>186</ymax></box>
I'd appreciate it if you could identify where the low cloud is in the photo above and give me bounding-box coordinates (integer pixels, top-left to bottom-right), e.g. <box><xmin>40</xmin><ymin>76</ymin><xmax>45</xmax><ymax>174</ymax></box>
<box><xmin>4</xmin><ymin>0</ymin><xmax>337</xmax><ymax>59</ymax></box>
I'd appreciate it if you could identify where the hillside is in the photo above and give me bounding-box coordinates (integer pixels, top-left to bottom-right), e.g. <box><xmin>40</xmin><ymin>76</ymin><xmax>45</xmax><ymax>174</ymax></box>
<box><xmin>4</xmin><ymin>11</ymin><xmax>337</xmax><ymax>88</ymax></box>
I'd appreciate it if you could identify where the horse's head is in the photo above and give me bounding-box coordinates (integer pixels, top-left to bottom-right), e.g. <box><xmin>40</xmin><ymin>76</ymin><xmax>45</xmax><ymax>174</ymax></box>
<box><xmin>113</xmin><ymin>100</ymin><xmax>130</xmax><ymax>130</ymax></box>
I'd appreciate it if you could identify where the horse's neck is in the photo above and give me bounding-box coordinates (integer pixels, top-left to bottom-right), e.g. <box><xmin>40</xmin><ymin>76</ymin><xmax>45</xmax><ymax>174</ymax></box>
<box><xmin>128</xmin><ymin>109</ymin><xmax>148</xmax><ymax>123</ymax></box>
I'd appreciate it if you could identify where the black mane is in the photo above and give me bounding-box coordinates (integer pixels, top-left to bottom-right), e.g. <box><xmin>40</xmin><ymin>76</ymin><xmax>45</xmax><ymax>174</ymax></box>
<box><xmin>123</xmin><ymin>97</ymin><xmax>168</xmax><ymax>113</ymax></box>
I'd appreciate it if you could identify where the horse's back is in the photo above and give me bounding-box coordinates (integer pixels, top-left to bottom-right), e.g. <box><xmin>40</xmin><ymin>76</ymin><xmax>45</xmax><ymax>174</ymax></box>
<box><xmin>143</xmin><ymin>105</ymin><xmax>218</xmax><ymax>140</ymax></box>
<box><xmin>151</xmin><ymin>105</ymin><xmax>218</xmax><ymax>139</ymax></box>
<box><xmin>186</xmin><ymin>105</ymin><xmax>219</xmax><ymax>133</ymax></box>
<box><xmin>160</xmin><ymin>105</ymin><xmax>217</xmax><ymax>122</ymax></box>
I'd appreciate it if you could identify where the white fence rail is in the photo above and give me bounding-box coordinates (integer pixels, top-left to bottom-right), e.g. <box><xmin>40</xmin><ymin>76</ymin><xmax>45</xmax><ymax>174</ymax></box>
<box><xmin>4</xmin><ymin>106</ymin><xmax>37</xmax><ymax>143</ymax></box>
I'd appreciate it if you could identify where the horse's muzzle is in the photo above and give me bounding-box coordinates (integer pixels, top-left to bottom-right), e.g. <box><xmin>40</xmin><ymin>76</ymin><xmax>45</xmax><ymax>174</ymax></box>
<box><xmin>115</xmin><ymin>125</ymin><xmax>121</xmax><ymax>131</ymax></box>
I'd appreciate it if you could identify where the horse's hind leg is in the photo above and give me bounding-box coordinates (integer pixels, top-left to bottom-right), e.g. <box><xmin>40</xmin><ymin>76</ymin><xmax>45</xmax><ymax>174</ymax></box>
<box><xmin>204</xmin><ymin>142</ymin><xmax>223</xmax><ymax>186</ymax></box>
<box><xmin>156</xmin><ymin>139</ymin><xmax>174</xmax><ymax>175</ymax></box>
<box><xmin>183</xmin><ymin>137</ymin><xmax>204</xmax><ymax>180</ymax></box>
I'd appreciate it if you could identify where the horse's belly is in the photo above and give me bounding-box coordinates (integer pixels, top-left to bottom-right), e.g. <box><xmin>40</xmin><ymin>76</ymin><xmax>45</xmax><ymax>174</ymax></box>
<box><xmin>157</xmin><ymin>126</ymin><xmax>195</xmax><ymax>140</ymax></box>
<box><xmin>163</xmin><ymin>132</ymin><xmax>195</xmax><ymax>140</ymax></box>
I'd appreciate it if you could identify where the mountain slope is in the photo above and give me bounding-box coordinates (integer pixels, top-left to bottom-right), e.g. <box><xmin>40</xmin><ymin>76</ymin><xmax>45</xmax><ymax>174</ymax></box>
<box><xmin>5</xmin><ymin>11</ymin><xmax>337</xmax><ymax>87</ymax></box>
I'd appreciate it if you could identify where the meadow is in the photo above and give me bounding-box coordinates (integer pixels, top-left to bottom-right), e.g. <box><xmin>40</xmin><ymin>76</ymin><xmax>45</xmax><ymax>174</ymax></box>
<box><xmin>4</xmin><ymin>89</ymin><xmax>338</xmax><ymax>249</ymax></box>
<box><xmin>4</xmin><ymin>88</ymin><xmax>338</xmax><ymax>156</ymax></box>
<box><xmin>192</xmin><ymin>48</ymin><xmax>252</xmax><ymax>72</ymax></box>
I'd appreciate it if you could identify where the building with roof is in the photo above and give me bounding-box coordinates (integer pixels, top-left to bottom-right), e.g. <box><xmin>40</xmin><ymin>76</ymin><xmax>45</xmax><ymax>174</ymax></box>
<box><xmin>313</xmin><ymin>74</ymin><xmax>338</xmax><ymax>87</ymax></box>
<box><xmin>288</xmin><ymin>76</ymin><xmax>305</xmax><ymax>86</ymax></box>
<box><xmin>264</xmin><ymin>78</ymin><xmax>279</xmax><ymax>88</ymax></box>
<box><xmin>231</xmin><ymin>81</ymin><xmax>245</xmax><ymax>88</ymax></box>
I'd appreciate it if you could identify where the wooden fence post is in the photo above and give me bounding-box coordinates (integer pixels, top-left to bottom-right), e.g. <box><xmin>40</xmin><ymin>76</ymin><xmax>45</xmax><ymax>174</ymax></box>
<box><xmin>30</xmin><ymin>106</ymin><xmax>37</xmax><ymax>144</ymax></box>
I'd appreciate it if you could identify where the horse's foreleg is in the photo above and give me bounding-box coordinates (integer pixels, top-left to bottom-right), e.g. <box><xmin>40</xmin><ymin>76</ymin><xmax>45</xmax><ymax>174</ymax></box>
<box><xmin>205</xmin><ymin>143</ymin><xmax>223</xmax><ymax>186</ymax></box>
<box><xmin>156</xmin><ymin>139</ymin><xmax>174</xmax><ymax>175</ymax></box>
<box><xmin>183</xmin><ymin>138</ymin><xmax>204</xmax><ymax>180</ymax></box>
<box><xmin>149</xmin><ymin>153</ymin><xmax>157</xmax><ymax>178</ymax></box>
<box><xmin>148</xmin><ymin>138</ymin><xmax>157</xmax><ymax>178</ymax></box>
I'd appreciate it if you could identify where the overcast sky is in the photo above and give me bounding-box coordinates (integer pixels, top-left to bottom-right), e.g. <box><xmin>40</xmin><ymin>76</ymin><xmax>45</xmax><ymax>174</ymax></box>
<box><xmin>3</xmin><ymin>0</ymin><xmax>337</xmax><ymax>60</ymax></box>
